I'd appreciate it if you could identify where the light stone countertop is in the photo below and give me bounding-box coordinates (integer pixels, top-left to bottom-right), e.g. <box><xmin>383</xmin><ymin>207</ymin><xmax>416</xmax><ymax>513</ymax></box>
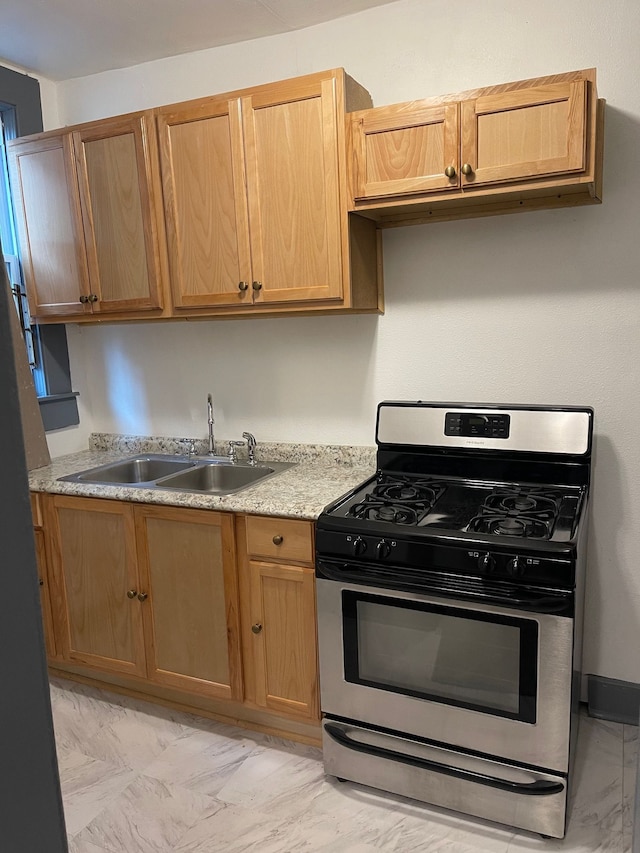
<box><xmin>28</xmin><ymin>434</ymin><xmax>377</xmax><ymax>521</ymax></box>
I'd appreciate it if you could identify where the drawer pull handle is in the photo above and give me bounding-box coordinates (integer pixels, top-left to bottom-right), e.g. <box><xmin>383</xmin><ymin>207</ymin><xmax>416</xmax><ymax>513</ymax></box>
<box><xmin>126</xmin><ymin>589</ymin><xmax>137</xmax><ymax>599</ymax></box>
<box><xmin>272</xmin><ymin>535</ymin><xmax>283</xmax><ymax>545</ymax></box>
<box><xmin>252</xmin><ymin>622</ymin><xmax>263</xmax><ymax>634</ymax></box>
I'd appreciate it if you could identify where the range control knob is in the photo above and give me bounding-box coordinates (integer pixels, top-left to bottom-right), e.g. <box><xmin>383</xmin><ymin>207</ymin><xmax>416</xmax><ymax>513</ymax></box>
<box><xmin>477</xmin><ymin>552</ymin><xmax>495</xmax><ymax>574</ymax></box>
<box><xmin>376</xmin><ymin>539</ymin><xmax>391</xmax><ymax>559</ymax></box>
<box><xmin>508</xmin><ymin>556</ymin><xmax>525</xmax><ymax>577</ymax></box>
<box><xmin>352</xmin><ymin>536</ymin><xmax>367</xmax><ymax>556</ymax></box>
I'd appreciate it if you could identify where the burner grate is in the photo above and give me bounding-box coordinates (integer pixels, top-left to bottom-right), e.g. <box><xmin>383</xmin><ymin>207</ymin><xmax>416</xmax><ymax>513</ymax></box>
<box><xmin>467</xmin><ymin>487</ymin><xmax>562</xmax><ymax>539</ymax></box>
<box><xmin>349</xmin><ymin>475</ymin><xmax>447</xmax><ymax>525</ymax></box>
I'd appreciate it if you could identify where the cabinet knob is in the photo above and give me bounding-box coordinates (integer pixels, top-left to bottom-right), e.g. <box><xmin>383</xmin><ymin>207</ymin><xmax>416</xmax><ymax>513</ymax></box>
<box><xmin>238</xmin><ymin>281</ymin><xmax>249</xmax><ymax>291</ymax></box>
<box><xmin>88</xmin><ymin>293</ymin><xmax>99</xmax><ymax>303</ymax></box>
<box><xmin>126</xmin><ymin>589</ymin><xmax>137</xmax><ymax>599</ymax></box>
<box><xmin>461</xmin><ymin>163</ymin><xmax>474</xmax><ymax>176</ymax></box>
<box><xmin>444</xmin><ymin>165</ymin><xmax>456</xmax><ymax>178</ymax></box>
<box><xmin>251</xmin><ymin>622</ymin><xmax>263</xmax><ymax>634</ymax></box>
<box><xmin>252</xmin><ymin>280</ymin><xmax>262</xmax><ymax>291</ymax></box>
<box><xmin>39</xmin><ymin>578</ymin><xmax>44</xmax><ymax>587</ymax></box>
<box><xmin>79</xmin><ymin>295</ymin><xmax>89</xmax><ymax>304</ymax></box>
<box><xmin>137</xmin><ymin>592</ymin><xmax>148</xmax><ymax>602</ymax></box>
<box><xmin>272</xmin><ymin>535</ymin><xmax>283</xmax><ymax>545</ymax></box>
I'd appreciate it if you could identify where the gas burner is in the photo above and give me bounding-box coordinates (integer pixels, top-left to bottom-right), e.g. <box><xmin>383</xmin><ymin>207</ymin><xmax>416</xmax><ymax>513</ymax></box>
<box><xmin>467</xmin><ymin>487</ymin><xmax>561</xmax><ymax>539</ymax></box>
<box><xmin>349</xmin><ymin>475</ymin><xmax>447</xmax><ymax>526</ymax></box>
<box><xmin>372</xmin><ymin>475</ymin><xmax>447</xmax><ymax>506</ymax></box>
<box><xmin>351</xmin><ymin>500</ymin><xmax>420</xmax><ymax>525</ymax></box>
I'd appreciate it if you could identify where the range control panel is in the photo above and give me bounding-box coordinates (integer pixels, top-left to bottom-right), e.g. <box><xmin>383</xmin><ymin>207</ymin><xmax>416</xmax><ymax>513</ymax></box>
<box><xmin>315</xmin><ymin>528</ymin><xmax>574</xmax><ymax>588</ymax></box>
<box><xmin>445</xmin><ymin>412</ymin><xmax>511</xmax><ymax>439</ymax></box>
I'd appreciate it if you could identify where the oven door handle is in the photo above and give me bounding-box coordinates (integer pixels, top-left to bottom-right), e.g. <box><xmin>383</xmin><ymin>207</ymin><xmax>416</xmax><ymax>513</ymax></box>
<box><xmin>324</xmin><ymin>723</ymin><xmax>564</xmax><ymax>796</ymax></box>
<box><xmin>317</xmin><ymin>562</ymin><xmax>571</xmax><ymax>614</ymax></box>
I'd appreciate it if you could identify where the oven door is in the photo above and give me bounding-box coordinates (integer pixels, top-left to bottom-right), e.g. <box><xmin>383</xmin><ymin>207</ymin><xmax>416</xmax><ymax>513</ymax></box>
<box><xmin>316</xmin><ymin>570</ymin><xmax>574</xmax><ymax>773</ymax></box>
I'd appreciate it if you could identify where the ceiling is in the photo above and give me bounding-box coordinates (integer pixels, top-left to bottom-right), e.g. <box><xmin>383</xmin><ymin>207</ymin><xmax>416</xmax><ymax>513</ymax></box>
<box><xmin>0</xmin><ymin>0</ymin><xmax>401</xmax><ymax>82</ymax></box>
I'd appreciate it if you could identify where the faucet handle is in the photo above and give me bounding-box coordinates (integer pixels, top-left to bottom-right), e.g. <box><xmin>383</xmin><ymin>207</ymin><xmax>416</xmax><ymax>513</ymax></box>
<box><xmin>227</xmin><ymin>439</ymin><xmax>245</xmax><ymax>463</ymax></box>
<box><xmin>183</xmin><ymin>439</ymin><xmax>197</xmax><ymax>458</ymax></box>
<box><xmin>242</xmin><ymin>432</ymin><xmax>257</xmax><ymax>465</ymax></box>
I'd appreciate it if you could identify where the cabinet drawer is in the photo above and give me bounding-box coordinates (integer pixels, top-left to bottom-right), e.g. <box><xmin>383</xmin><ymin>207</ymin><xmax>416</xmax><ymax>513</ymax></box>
<box><xmin>245</xmin><ymin>516</ymin><xmax>313</xmax><ymax>563</ymax></box>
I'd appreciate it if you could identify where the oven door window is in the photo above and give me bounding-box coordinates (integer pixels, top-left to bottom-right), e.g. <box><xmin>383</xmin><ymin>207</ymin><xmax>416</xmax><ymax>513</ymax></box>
<box><xmin>342</xmin><ymin>592</ymin><xmax>538</xmax><ymax>723</ymax></box>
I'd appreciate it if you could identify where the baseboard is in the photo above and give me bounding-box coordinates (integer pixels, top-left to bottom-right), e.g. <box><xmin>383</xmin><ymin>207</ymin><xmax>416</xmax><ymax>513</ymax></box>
<box><xmin>587</xmin><ymin>674</ymin><xmax>640</xmax><ymax>725</ymax></box>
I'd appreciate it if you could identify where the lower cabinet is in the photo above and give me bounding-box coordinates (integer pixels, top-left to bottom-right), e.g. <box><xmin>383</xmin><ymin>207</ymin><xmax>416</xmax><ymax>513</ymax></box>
<box><xmin>46</xmin><ymin>496</ymin><xmax>242</xmax><ymax>700</ymax></box>
<box><xmin>32</xmin><ymin>494</ymin><xmax>57</xmax><ymax>660</ymax></box>
<box><xmin>48</xmin><ymin>495</ymin><xmax>148</xmax><ymax>677</ymax></box>
<box><xmin>243</xmin><ymin>515</ymin><xmax>319</xmax><ymax>722</ymax></box>
<box><xmin>40</xmin><ymin>495</ymin><xmax>320</xmax><ymax>742</ymax></box>
<box><xmin>41</xmin><ymin>494</ymin><xmax>320</xmax><ymax>735</ymax></box>
<box><xmin>135</xmin><ymin>504</ymin><xmax>242</xmax><ymax>701</ymax></box>
<box><xmin>249</xmin><ymin>560</ymin><xmax>319</xmax><ymax>720</ymax></box>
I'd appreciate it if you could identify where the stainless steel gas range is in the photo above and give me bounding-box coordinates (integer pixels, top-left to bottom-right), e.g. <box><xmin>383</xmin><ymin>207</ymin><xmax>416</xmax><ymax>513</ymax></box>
<box><xmin>315</xmin><ymin>401</ymin><xmax>593</xmax><ymax>839</ymax></box>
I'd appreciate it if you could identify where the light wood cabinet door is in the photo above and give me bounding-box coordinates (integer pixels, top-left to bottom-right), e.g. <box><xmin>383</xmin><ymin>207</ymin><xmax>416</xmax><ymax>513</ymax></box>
<box><xmin>249</xmin><ymin>560</ymin><xmax>319</xmax><ymax>721</ymax></box>
<box><xmin>135</xmin><ymin>506</ymin><xmax>243</xmax><ymax>701</ymax></box>
<box><xmin>350</xmin><ymin>101</ymin><xmax>460</xmax><ymax>200</ymax></box>
<box><xmin>460</xmin><ymin>80</ymin><xmax>587</xmax><ymax>187</ymax></box>
<box><xmin>48</xmin><ymin>496</ymin><xmax>146</xmax><ymax>677</ymax></box>
<box><xmin>33</xmin><ymin>528</ymin><xmax>57</xmax><ymax>660</ymax></box>
<box><xmin>242</xmin><ymin>77</ymin><xmax>344</xmax><ymax>305</ymax></box>
<box><xmin>8</xmin><ymin>135</ymin><xmax>91</xmax><ymax>318</ymax></box>
<box><xmin>73</xmin><ymin>114</ymin><xmax>165</xmax><ymax>312</ymax></box>
<box><xmin>157</xmin><ymin>98</ymin><xmax>252</xmax><ymax>310</ymax></box>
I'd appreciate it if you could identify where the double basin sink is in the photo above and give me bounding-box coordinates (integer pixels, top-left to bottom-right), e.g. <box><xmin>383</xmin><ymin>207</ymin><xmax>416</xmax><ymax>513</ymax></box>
<box><xmin>59</xmin><ymin>454</ymin><xmax>294</xmax><ymax>495</ymax></box>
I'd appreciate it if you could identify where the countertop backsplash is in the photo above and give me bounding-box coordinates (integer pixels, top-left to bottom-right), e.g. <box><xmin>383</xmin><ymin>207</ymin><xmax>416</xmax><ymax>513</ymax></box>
<box><xmin>89</xmin><ymin>432</ymin><xmax>378</xmax><ymax>467</ymax></box>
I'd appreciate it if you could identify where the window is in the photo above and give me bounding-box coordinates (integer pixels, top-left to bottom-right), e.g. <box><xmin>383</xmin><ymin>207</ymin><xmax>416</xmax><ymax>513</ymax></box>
<box><xmin>1</xmin><ymin>64</ymin><xmax>78</xmax><ymax>431</ymax></box>
<box><xmin>1</xmin><ymin>106</ymin><xmax>39</xmax><ymax>380</ymax></box>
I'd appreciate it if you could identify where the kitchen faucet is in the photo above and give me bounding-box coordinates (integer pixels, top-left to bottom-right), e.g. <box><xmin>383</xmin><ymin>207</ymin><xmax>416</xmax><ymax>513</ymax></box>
<box><xmin>207</xmin><ymin>394</ymin><xmax>215</xmax><ymax>455</ymax></box>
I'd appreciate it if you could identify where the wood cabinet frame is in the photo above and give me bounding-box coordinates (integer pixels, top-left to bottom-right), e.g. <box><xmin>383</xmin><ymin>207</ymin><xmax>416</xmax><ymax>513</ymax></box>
<box><xmin>237</xmin><ymin>514</ymin><xmax>319</xmax><ymax>723</ymax></box>
<box><xmin>41</xmin><ymin>495</ymin><xmax>321</xmax><ymax>741</ymax></box>
<box><xmin>45</xmin><ymin>496</ymin><xmax>243</xmax><ymax>698</ymax></box>
<box><xmin>10</xmin><ymin>69</ymin><xmax>381</xmax><ymax>325</ymax></box>
<box><xmin>347</xmin><ymin>68</ymin><xmax>604</xmax><ymax>227</ymax></box>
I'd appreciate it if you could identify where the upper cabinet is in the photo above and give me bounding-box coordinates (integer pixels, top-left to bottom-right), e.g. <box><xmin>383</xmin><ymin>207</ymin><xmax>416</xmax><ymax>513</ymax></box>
<box><xmin>350</xmin><ymin>102</ymin><xmax>461</xmax><ymax>201</ymax></box>
<box><xmin>158</xmin><ymin>69</ymin><xmax>380</xmax><ymax>315</ymax></box>
<box><xmin>8</xmin><ymin>68</ymin><xmax>604</xmax><ymax>323</ymax></box>
<box><xmin>8</xmin><ymin>134</ymin><xmax>91</xmax><ymax>319</ymax></box>
<box><xmin>8</xmin><ymin>112</ymin><xmax>168</xmax><ymax>321</ymax></box>
<box><xmin>459</xmin><ymin>79</ymin><xmax>587</xmax><ymax>187</ymax></box>
<box><xmin>72</xmin><ymin>113</ymin><xmax>167</xmax><ymax>314</ymax></box>
<box><xmin>240</xmin><ymin>77</ymin><xmax>343</xmax><ymax>307</ymax></box>
<box><xmin>347</xmin><ymin>69</ymin><xmax>604</xmax><ymax>225</ymax></box>
<box><xmin>157</xmin><ymin>96</ymin><xmax>250</xmax><ymax>310</ymax></box>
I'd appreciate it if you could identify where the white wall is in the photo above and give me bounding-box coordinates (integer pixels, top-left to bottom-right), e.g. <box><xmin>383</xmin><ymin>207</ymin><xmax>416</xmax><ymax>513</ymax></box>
<box><xmin>44</xmin><ymin>0</ymin><xmax>640</xmax><ymax>685</ymax></box>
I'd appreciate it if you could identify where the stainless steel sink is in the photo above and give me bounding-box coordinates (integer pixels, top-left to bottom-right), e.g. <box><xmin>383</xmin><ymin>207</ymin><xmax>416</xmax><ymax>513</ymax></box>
<box><xmin>58</xmin><ymin>454</ymin><xmax>294</xmax><ymax>495</ymax></box>
<box><xmin>156</xmin><ymin>462</ymin><xmax>284</xmax><ymax>494</ymax></box>
<box><xmin>66</xmin><ymin>455</ymin><xmax>195</xmax><ymax>484</ymax></box>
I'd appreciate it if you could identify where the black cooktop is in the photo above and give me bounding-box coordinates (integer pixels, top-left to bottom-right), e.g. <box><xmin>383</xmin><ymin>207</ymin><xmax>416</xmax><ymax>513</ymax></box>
<box><xmin>333</xmin><ymin>472</ymin><xmax>585</xmax><ymax>543</ymax></box>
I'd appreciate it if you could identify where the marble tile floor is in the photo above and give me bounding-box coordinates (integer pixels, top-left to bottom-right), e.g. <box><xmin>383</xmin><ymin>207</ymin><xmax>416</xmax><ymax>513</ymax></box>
<box><xmin>50</xmin><ymin>677</ymin><xmax>636</xmax><ymax>853</ymax></box>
